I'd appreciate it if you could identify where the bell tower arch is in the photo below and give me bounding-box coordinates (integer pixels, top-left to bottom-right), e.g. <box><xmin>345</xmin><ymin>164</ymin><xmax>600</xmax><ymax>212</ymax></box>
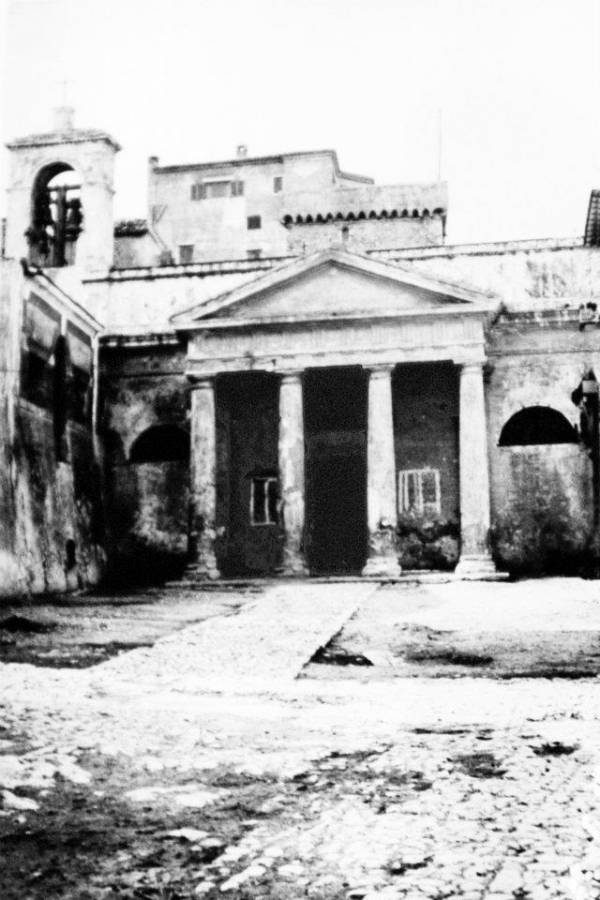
<box><xmin>4</xmin><ymin>107</ymin><xmax>120</xmax><ymax>275</ymax></box>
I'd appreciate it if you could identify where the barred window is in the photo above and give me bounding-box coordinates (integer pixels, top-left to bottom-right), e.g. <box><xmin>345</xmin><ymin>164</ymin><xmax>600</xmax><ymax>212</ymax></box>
<box><xmin>247</xmin><ymin>215</ymin><xmax>262</xmax><ymax>230</ymax></box>
<box><xmin>398</xmin><ymin>468</ymin><xmax>441</xmax><ymax>516</ymax></box>
<box><xmin>251</xmin><ymin>476</ymin><xmax>278</xmax><ymax>525</ymax></box>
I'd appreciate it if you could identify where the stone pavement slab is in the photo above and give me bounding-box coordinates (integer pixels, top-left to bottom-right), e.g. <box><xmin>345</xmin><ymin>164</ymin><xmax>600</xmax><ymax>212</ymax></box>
<box><xmin>90</xmin><ymin>581</ymin><xmax>376</xmax><ymax>694</ymax></box>
<box><xmin>380</xmin><ymin>577</ymin><xmax>600</xmax><ymax>632</ymax></box>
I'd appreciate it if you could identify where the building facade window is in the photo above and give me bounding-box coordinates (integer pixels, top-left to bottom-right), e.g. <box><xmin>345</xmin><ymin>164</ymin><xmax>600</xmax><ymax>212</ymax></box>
<box><xmin>247</xmin><ymin>215</ymin><xmax>261</xmax><ymax>230</ymax></box>
<box><xmin>250</xmin><ymin>476</ymin><xmax>278</xmax><ymax>525</ymax></box>
<box><xmin>191</xmin><ymin>180</ymin><xmax>244</xmax><ymax>200</ymax></box>
<box><xmin>179</xmin><ymin>244</ymin><xmax>194</xmax><ymax>264</ymax></box>
<box><xmin>204</xmin><ymin>180</ymin><xmax>231</xmax><ymax>199</ymax></box>
<box><xmin>273</xmin><ymin>176</ymin><xmax>283</xmax><ymax>193</ymax></box>
<box><xmin>247</xmin><ymin>248</ymin><xmax>262</xmax><ymax>260</ymax></box>
<box><xmin>398</xmin><ymin>468</ymin><xmax>441</xmax><ymax>516</ymax></box>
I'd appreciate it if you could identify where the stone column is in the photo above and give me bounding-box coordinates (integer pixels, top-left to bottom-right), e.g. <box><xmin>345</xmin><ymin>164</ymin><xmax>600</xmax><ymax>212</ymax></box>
<box><xmin>362</xmin><ymin>364</ymin><xmax>401</xmax><ymax>578</ymax></box>
<box><xmin>455</xmin><ymin>361</ymin><xmax>497</xmax><ymax>578</ymax></box>
<box><xmin>187</xmin><ymin>376</ymin><xmax>220</xmax><ymax>580</ymax></box>
<box><xmin>278</xmin><ymin>371</ymin><xmax>308</xmax><ymax>576</ymax></box>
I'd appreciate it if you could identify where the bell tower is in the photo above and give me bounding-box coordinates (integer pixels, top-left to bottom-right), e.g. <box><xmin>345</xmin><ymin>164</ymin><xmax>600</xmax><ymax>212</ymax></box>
<box><xmin>4</xmin><ymin>107</ymin><xmax>120</xmax><ymax>275</ymax></box>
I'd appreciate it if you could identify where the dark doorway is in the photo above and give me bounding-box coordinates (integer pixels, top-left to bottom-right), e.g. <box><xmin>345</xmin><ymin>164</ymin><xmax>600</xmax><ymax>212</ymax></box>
<box><xmin>304</xmin><ymin>367</ymin><xmax>367</xmax><ymax>574</ymax></box>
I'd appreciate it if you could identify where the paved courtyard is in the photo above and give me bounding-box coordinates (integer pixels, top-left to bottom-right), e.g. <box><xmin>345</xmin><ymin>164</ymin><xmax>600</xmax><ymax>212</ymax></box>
<box><xmin>2</xmin><ymin>579</ymin><xmax>600</xmax><ymax>899</ymax></box>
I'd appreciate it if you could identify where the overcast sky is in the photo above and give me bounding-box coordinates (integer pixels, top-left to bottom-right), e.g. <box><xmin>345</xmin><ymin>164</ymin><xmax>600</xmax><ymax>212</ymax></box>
<box><xmin>2</xmin><ymin>0</ymin><xmax>600</xmax><ymax>243</ymax></box>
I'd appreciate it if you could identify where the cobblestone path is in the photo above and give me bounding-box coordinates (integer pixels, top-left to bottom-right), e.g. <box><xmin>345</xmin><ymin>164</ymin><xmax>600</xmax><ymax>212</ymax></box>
<box><xmin>90</xmin><ymin>581</ymin><xmax>375</xmax><ymax>694</ymax></box>
<box><xmin>3</xmin><ymin>582</ymin><xmax>600</xmax><ymax>899</ymax></box>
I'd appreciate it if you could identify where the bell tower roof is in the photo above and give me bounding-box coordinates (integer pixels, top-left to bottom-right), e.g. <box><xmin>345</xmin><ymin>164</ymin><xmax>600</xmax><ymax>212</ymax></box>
<box><xmin>6</xmin><ymin>108</ymin><xmax>120</xmax><ymax>153</ymax></box>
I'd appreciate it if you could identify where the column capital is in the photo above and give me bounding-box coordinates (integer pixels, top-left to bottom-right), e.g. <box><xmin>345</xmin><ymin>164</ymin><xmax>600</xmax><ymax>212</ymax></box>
<box><xmin>279</xmin><ymin>369</ymin><xmax>304</xmax><ymax>385</ymax></box>
<box><xmin>187</xmin><ymin>373</ymin><xmax>216</xmax><ymax>389</ymax></box>
<box><xmin>367</xmin><ymin>363</ymin><xmax>396</xmax><ymax>378</ymax></box>
<box><xmin>457</xmin><ymin>359</ymin><xmax>486</xmax><ymax>374</ymax></box>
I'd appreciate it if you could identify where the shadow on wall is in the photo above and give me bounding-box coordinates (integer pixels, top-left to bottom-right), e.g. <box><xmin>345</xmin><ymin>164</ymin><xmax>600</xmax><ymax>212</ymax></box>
<box><xmin>491</xmin><ymin>406</ymin><xmax>588</xmax><ymax>576</ymax></box>
<box><xmin>103</xmin><ymin>424</ymin><xmax>190</xmax><ymax>589</ymax></box>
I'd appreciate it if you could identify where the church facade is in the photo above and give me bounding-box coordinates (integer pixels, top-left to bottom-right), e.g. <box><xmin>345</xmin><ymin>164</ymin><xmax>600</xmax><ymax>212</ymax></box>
<box><xmin>1</xmin><ymin>109</ymin><xmax>599</xmax><ymax>596</ymax></box>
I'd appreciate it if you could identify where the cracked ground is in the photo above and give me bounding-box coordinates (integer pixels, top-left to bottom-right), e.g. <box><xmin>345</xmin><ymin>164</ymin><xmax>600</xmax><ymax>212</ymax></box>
<box><xmin>2</xmin><ymin>578</ymin><xmax>600</xmax><ymax>899</ymax></box>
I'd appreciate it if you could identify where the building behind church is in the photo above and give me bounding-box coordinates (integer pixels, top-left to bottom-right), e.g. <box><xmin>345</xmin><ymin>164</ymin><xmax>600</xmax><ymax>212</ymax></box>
<box><xmin>1</xmin><ymin>107</ymin><xmax>600</xmax><ymax>597</ymax></box>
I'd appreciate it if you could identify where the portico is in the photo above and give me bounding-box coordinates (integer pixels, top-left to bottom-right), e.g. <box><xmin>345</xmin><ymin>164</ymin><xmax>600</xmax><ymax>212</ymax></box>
<box><xmin>171</xmin><ymin>248</ymin><xmax>500</xmax><ymax>580</ymax></box>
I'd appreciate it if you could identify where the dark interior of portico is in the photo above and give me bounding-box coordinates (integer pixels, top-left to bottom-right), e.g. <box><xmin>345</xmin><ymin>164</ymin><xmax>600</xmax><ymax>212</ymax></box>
<box><xmin>216</xmin><ymin>372</ymin><xmax>282</xmax><ymax>576</ymax></box>
<box><xmin>393</xmin><ymin>361</ymin><xmax>460</xmax><ymax>570</ymax></box>
<box><xmin>304</xmin><ymin>367</ymin><xmax>368</xmax><ymax>574</ymax></box>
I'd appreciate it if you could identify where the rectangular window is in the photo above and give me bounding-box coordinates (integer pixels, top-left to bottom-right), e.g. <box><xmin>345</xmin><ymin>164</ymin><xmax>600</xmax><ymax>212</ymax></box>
<box><xmin>204</xmin><ymin>180</ymin><xmax>231</xmax><ymax>199</ymax></box>
<box><xmin>247</xmin><ymin>248</ymin><xmax>262</xmax><ymax>260</ymax></box>
<box><xmin>193</xmin><ymin>180</ymin><xmax>243</xmax><ymax>199</ymax></box>
<box><xmin>179</xmin><ymin>244</ymin><xmax>194</xmax><ymax>264</ymax></box>
<box><xmin>251</xmin><ymin>476</ymin><xmax>279</xmax><ymax>525</ymax></box>
<box><xmin>273</xmin><ymin>176</ymin><xmax>283</xmax><ymax>193</ymax></box>
<box><xmin>398</xmin><ymin>468</ymin><xmax>441</xmax><ymax>516</ymax></box>
<box><xmin>247</xmin><ymin>215</ymin><xmax>261</xmax><ymax>230</ymax></box>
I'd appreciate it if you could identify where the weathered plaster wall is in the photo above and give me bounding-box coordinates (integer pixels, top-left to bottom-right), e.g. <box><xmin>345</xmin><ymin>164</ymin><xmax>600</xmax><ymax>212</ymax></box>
<box><xmin>84</xmin><ymin>269</ymin><xmax>263</xmax><ymax>333</ymax></box>
<box><xmin>286</xmin><ymin>217</ymin><xmax>443</xmax><ymax>256</ymax></box>
<box><xmin>113</xmin><ymin>232</ymin><xmax>161</xmax><ymax>268</ymax></box>
<box><xmin>13</xmin><ymin>406</ymin><xmax>103</xmax><ymax>594</ymax></box>
<box><xmin>396</xmin><ymin>244</ymin><xmax>600</xmax><ymax>309</ymax></box>
<box><xmin>100</xmin><ymin>342</ymin><xmax>190</xmax><ymax>583</ymax></box>
<box><xmin>486</xmin><ymin>318</ymin><xmax>597</xmax><ymax>573</ymax></box>
<box><xmin>393</xmin><ymin>363</ymin><xmax>460</xmax><ymax>569</ymax></box>
<box><xmin>0</xmin><ymin>260</ymin><xmax>103</xmax><ymax>599</ymax></box>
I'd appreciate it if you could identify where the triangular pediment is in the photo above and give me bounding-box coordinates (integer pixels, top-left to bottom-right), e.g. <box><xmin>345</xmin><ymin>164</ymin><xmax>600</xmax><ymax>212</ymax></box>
<box><xmin>171</xmin><ymin>248</ymin><xmax>494</xmax><ymax>328</ymax></box>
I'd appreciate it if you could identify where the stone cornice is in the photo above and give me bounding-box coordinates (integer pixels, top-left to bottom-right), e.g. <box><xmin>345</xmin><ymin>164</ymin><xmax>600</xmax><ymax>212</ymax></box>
<box><xmin>183</xmin><ymin>304</ymin><xmax>494</xmax><ymax>334</ymax></box>
<box><xmin>6</xmin><ymin>128</ymin><xmax>121</xmax><ymax>152</ymax></box>
<box><xmin>100</xmin><ymin>331</ymin><xmax>180</xmax><ymax>348</ymax></box>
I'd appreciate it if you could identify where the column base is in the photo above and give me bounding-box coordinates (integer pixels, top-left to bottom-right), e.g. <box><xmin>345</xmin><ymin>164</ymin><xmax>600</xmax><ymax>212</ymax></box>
<box><xmin>278</xmin><ymin>565</ymin><xmax>310</xmax><ymax>578</ymax></box>
<box><xmin>361</xmin><ymin>555</ymin><xmax>401</xmax><ymax>579</ymax></box>
<box><xmin>278</xmin><ymin>552</ymin><xmax>309</xmax><ymax>578</ymax></box>
<box><xmin>184</xmin><ymin>561</ymin><xmax>221</xmax><ymax>582</ymax></box>
<box><xmin>454</xmin><ymin>554</ymin><xmax>506</xmax><ymax>581</ymax></box>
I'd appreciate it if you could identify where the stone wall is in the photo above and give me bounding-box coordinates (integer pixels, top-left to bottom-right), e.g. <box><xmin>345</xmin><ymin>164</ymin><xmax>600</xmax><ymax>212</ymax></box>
<box><xmin>0</xmin><ymin>260</ymin><xmax>104</xmax><ymax>598</ymax></box>
<box><xmin>486</xmin><ymin>316</ymin><xmax>597</xmax><ymax>573</ymax></box>
<box><xmin>100</xmin><ymin>341</ymin><xmax>191</xmax><ymax>584</ymax></box>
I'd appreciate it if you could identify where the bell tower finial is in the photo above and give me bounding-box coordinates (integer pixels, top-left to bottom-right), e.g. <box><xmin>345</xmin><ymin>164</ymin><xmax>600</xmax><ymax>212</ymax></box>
<box><xmin>53</xmin><ymin>79</ymin><xmax>75</xmax><ymax>131</ymax></box>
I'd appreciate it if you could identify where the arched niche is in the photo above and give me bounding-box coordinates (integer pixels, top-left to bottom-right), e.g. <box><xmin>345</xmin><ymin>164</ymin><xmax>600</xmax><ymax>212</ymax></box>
<box><xmin>498</xmin><ymin>406</ymin><xmax>578</xmax><ymax>447</ymax></box>
<box><xmin>27</xmin><ymin>162</ymin><xmax>83</xmax><ymax>267</ymax></box>
<box><xmin>129</xmin><ymin>424</ymin><xmax>190</xmax><ymax>464</ymax></box>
